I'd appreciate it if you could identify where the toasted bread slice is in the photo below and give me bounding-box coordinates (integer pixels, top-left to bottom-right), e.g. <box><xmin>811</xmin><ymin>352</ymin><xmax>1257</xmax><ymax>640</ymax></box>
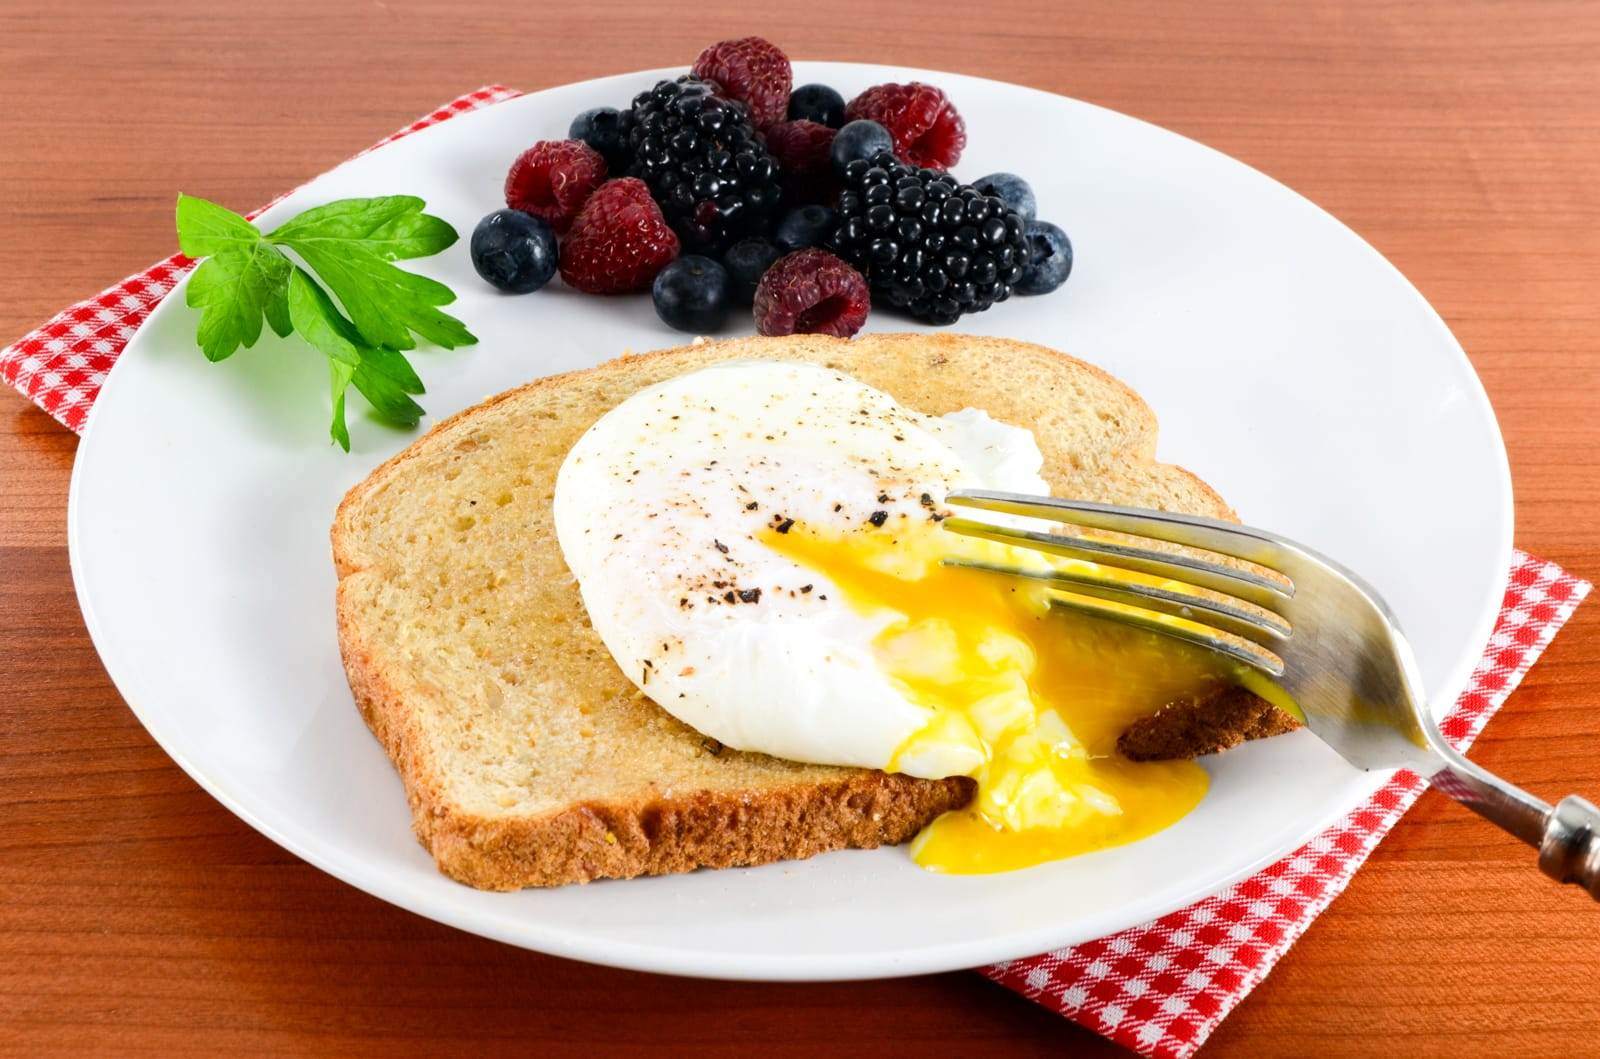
<box><xmin>332</xmin><ymin>333</ymin><xmax>1297</xmax><ymax>890</ymax></box>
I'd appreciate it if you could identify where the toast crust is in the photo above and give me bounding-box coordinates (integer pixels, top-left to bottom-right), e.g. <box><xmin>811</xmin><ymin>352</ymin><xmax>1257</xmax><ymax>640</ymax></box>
<box><xmin>1119</xmin><ymin>687</ymin><xmax>1301</xmax><ymax>761</ymax></box>
<box><xmin>332</xmin><ymin>332</ymin><xmax>1295</xmax><ymax>889</ymax></box>
<box><xmin>338</xmin><ymin>571</ymin><xmax>972</xmax><ymax>890</ymax></box>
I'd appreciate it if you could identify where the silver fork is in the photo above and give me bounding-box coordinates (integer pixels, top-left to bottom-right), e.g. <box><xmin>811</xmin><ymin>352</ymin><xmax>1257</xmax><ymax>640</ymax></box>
<box><xmin>944</xmin><ymin>489</ymin><xmax>1600</xmax><ymax>900</ymax></box>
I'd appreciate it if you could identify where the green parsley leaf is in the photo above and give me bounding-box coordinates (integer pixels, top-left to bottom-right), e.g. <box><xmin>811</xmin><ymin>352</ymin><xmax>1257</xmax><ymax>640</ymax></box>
<box><xmin>184</xmin><ymin>242</ymin><xmax>293</xmax><ymax>362</ymax></box>
<box><xmin>175</xmin><ymin>194</ymin><xmax>262</xmax><ymax>258</ymax></box>
<box><xmin>267</xmin><ymin>195</ymin><xmax>458</xmax><ymax>260</ymax></box>
<box><xmin>271</xmin><ymin>245</ymin><xmax>472</xmax><ymax>351</ymax></box>
<box><xmin>353</xmin><ymin>347</ymin><xmax>422</xmax><ymax>396</ymax></box>
<box><xmin>277</xmin><ymin>237</ymin><xmax>474</xmax><ymax>352</ymax></box>
<box><xmin>352</xmin><ymin>360</ymin><xmax>426</xmax><ymax>430</ymax></box>
<box><xmin>263</xmin><ymin>278</ymin><xmax>293</xmax><ymax>339</ymax></box>
<box><xmin>355</xmin><ymin>343</ymin><xmax>425</xmax><ymax>394</ymax></box>
<box><xmin>327</xmin><ymin>357</ymin><xmax>357</xmax><ymax>453</ymax></box>
<box><xmin>268</xmin><ymin>196</ymin><xmax>473</xmax><ymax>352</ymax></box>
<box><xmin>287</xmin><ymin>268</ymin><xmax>361</xmax><ymax>450</ymax></box>
<box><xmin>286</xmin><ymin>267</ymin><xmax>362</xmax><ymax>367</ymax></box>
<box><xmin>177</xmin><ymin>191</ymin><xmax>469</xmax><ymax>450</ymax></box>
<box><xmin>286</xmin><ymin>267</ymin><xmax>426</xmax><ymax>449</ymax></box>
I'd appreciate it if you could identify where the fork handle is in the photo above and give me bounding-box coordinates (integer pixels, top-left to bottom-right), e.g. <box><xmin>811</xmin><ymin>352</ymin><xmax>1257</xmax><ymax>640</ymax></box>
<box><xmin>1539</xmin><ymin>796</ymin><xmax>1600</xmax><ymax>899</ymax></box>
<box><xmin>1431</xmin><ymin>758</ymin><xmax>1600</xmax><ymax>900</ymax></box>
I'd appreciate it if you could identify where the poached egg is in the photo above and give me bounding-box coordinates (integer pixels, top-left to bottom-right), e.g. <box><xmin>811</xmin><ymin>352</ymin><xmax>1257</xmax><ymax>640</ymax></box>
<box><xmin>553</xmin><ymin>359</ymin><xmax>1234</xmax><ymax>873</ymax></box>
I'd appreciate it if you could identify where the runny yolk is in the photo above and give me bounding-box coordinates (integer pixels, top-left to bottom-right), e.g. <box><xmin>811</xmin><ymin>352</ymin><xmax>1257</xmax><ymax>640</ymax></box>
<box><xmin>768</xmin><ymin>520</ymin><xmax>1269</xmax><ymax>875</ymax></box>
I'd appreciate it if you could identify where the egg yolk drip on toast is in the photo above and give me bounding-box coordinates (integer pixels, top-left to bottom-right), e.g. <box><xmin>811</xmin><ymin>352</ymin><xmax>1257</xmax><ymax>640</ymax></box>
<box><xmin>769</xmin><ymin>521</ymin><xmax>1256</xmax><ymax>874</ymax></box>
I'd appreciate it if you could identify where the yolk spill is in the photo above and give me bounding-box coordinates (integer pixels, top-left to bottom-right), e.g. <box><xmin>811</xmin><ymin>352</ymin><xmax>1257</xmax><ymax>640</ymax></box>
<box><xmin>769</xmin><ymin>520</ymin><xmax>1270</xmax><ymax>874</ymax></box>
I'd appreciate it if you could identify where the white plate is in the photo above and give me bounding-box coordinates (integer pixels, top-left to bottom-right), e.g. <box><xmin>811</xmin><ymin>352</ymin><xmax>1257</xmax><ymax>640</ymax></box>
<box><xmin>69</xmin><ymin>63</ymin><xmax>1512</xmax><ymax>980</ymax></box>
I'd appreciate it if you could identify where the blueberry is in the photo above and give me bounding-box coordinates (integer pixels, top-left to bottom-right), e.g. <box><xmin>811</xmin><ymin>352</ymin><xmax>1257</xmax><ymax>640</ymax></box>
<box><xmin>971</xmin><ymin>172</ymin><xmax>1037</xmax><ymax>222</ymax></box>
<box><xmin>652</xmin><ymin>255</ymin><xmax>734</xmax><ymax>333</ymax></box>
<box><xmin>773</xmin><ymin>205</ymin><xmax>838</xmax><ymax>254</ymax></box>
<box><xmin>470</xmin><ymin>209</ymin><xmax>557</xmax><ymax>294</ymax></box>
<box><xmin>1015</xmin><ymin>221</ymin><xmax>1072</xmax><ymax>295</ymax></box>
<box><xmin>830</xmin><ymin>120</ymin><xmax>894</xmax><ymax>175</ymax></box>
<box><xmin>722</xmin><ymin>237</ymin><xmax>781</xmax><ymax>303</ymax></box>
<box><xmin>568</xmin><ymin>106</ymin><xmax>633</xmax><ymax>169</ymax></box>
<box><xmin>788</xmin><ymin>84</ymin><xmax>846</xmax><ymax>128</ymax></box>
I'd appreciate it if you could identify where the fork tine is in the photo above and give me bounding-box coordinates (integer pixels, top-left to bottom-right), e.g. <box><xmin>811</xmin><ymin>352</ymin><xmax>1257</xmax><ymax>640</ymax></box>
<box><xmin>942</xmin><ymin>516</ymin><xmax>1292</xmax><ymax>608</ymax></box>
<box><xmin>1042</xmin><ymin>592</ymin><xmax>1286</xmax><ymax>677</ymax></box>
<box><xmin>942</xmin><ymin>557</ymin><xmax>1291</xmax><ymax>643</ymax></box>
<box><xmin>947</xmin><ymin>491</ymin><xmax>1295</xmax><ymax>595</ymax></box>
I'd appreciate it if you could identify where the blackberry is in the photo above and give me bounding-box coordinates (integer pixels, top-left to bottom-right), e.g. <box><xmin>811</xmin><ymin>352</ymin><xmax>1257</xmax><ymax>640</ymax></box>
<box><xmin>829</xmin><ymin>151</ymin><xmax>1028</xmax><ymax>325</ymax></box>
<box><xmin>626</xmin><ymin>76</ymin><xmax>783</xmax><ymax>253</ymax></box>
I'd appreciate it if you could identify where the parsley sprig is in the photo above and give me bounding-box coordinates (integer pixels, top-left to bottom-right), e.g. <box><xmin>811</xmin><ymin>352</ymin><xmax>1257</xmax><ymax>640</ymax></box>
<box><xmin>175</xmin><ymin>194</ymin><xmax>476</xmax><ymax>450</ymax></box>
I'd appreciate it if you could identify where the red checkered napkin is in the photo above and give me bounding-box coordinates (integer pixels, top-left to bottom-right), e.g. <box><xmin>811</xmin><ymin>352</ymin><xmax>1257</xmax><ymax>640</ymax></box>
<box><xmin>3</xmin><ymin>86</ymin><xmax>1589</xmax><ymax>1059</ymax></box>
<box><xmin>984</xmin><ymin>550</ymin><xmax>1589</xmax><ymax>1056</ymax></box>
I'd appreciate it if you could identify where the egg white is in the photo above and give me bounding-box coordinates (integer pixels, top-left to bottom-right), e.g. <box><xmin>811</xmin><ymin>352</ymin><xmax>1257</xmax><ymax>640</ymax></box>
<box><xmin>552</xmin><ymin>359</ymin><xmax>1049</xmax><ymax>776</ymax></box>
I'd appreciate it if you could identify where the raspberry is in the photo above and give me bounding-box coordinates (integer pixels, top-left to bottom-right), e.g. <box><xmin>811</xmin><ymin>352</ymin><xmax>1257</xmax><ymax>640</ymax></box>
<box><xmin>844</xmin><ymin>82</ymin><xmax>966</xmax><ymax>170</ymax></box>
<box><xmin>504</xmin><ymin>139</ymin><xmax>608</xmax><ymax>234</ymax></box>
<box><xmin>692</xmin><ymin>36</ymin><xmax>792</xmax><ymax>130</ymax></box>
<box><xmin>764</xmin><ymin>119</ymin><xmax>838</xmax><ymax>204</ymax></box>
<box><xmin>753</xmin><ymin>248</ymin><xmax>870</xmax><ymax>337</ymax></box>
<box><xmin>559</xmin><ymin>178</ymin><xmax>680</xmax><ymax>294</ymax></box>
<box><xmin>765</xmin><ymin>119</ymin><xmax>835</xmax><ymax>173</ymax></box>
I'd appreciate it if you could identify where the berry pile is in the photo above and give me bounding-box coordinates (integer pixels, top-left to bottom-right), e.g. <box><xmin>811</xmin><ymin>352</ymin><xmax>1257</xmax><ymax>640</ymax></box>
<box><xmin>469</xmin><ymin>35</ymin><xmax>1074</xmax><ymax>338</ymax></box>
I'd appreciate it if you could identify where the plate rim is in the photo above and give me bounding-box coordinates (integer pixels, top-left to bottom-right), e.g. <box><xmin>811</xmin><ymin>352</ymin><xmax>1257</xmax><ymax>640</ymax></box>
<box><xmin>67</xmin><ymin>61</ymin><xmax>1513</xmax><ymax>981</ymax></box>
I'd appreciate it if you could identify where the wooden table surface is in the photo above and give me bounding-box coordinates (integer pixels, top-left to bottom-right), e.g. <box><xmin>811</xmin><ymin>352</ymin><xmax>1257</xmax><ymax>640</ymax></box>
<box><xmin>5</xmin><ymin>1</ymin><xmax>1600</xmax><ymax>1053</ymax></box>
